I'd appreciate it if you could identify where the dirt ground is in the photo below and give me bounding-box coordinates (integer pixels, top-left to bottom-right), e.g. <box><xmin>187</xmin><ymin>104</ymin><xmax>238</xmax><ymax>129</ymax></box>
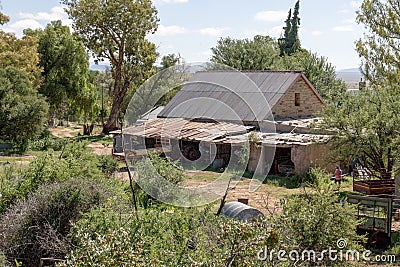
<box><xmin>87</xmin><ymin>142</ymin><xmax>113</xmax><ymax>155</ymax></box>
<box><xmin>49</xmin><ymin>126</ymin><xmax>81</xmax><ymax>138</ymax></box>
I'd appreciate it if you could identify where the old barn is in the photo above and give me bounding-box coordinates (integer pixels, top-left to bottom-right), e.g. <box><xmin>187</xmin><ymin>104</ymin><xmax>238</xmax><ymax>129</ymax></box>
<box><xmin>122</xmin><ymin>70</ymin><xmax>333</xmax><ymax>175</ymax></box>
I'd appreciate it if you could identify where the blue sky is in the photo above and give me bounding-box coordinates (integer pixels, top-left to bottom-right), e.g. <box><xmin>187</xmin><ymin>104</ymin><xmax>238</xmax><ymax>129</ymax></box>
<box><xmin>0</xmin><ymin>0</ymin><xmax>364</xmax><ymax>70</ymax></box>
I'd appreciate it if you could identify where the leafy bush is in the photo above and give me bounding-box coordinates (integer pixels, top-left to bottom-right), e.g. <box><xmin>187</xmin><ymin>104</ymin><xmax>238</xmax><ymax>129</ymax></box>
<box><xmin>97</xmin><ymin>155</ymin><xmax>119</xmax><ymax>178</ymax></box>
<box><xmin>59</xmin><ymin>167</ymin><xmax>364</xmax><ymax>266</ymax></box>
<box><xmin>131</xmin><ymin>153</ymin><xmax>186</xmax><ymax>205</ymax></box>
<box><xmin>273</xmin><ymin>177</ymin><xmax>364</xmax><ymax>266</ymax></box>
<box><xmin>305</xmin><ymin>167</ymin><xmax>331</xmax><ymax>186</ymax></box>
<box><xmin>0</xmin><ymin>179</ymin><xmax>112</xmax><ymax>263</ymax></box>
<box><xmin>0</xmin><ymin>67</ymin><xmax>49</xmax><ymax>146</ymax></box>
<box><xmin>62</xmin><ymin>207</ymin><xmax>271</xmax><ymax>267</ymax></box>
<box><xmin>27</xmin><ymin>135</ymin><xmax>66</xmax><ymax>151</ymax></box>
<box><xmin>0</xmin><ymin>142</ymin><xmax>103</xmax><ymax>213</ymax></box>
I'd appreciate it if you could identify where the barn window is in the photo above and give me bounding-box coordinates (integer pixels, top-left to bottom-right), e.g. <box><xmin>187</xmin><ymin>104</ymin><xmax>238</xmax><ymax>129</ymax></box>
<box><xmin>295</xmin><ymin>93</ymin><xmax>300</xmax><ymax>106</ymax></box>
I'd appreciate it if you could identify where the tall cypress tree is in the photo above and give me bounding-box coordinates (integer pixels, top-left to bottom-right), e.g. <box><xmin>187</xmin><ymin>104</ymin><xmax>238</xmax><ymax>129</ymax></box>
<box><xmin>280</xmin><ymin>9</ymin><xmax>292</xmax><ymax>56</ymax></box>
<box><xmin>289</xmin><ymin>0</ymin><xmax>301</xmax><ymax>54</ymax></box>
<box><xmin>279</xmin><ymin>0</ymin><xmax>301</xmax><ymax>56</ymax></box>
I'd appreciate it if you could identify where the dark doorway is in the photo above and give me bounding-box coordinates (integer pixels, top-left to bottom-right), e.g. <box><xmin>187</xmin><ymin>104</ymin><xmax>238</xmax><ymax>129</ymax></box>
<box><xmin>270</xmin><ymin>147</ymin><xmax>295</xmax><ymax>176</ymax></box>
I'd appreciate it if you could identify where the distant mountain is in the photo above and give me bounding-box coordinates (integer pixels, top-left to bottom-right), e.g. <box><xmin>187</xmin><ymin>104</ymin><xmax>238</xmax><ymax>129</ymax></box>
<box><xmin>336</xmin><ymin>68</ymin><xmax>363</xmax><ymax>83</ymax></box>
<box><xmin>90</xmin><ymin>63</ymin><xmax>110</xmax><ymax>71</ymax></box>
<box><xmin>337</xmin><ymin>68</ymin><xmax>360</xmax><ymax>73</ymax></box>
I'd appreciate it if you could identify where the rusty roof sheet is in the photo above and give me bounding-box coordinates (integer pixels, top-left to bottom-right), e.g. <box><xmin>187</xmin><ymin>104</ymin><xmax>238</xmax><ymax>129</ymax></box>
<box><xmin>223</xmin><ymin>132</ymin><xmax>331</xmax><ymax>146</ymax></box>
<box><xmin>123</xmin><ymin>118</ymin><xmax>254</xmax><ymax>142</ymax></box>
<box><xmin>158</xmin><ymin>70</ymin><xmax>322</xmax><ymax>122</ymax></box>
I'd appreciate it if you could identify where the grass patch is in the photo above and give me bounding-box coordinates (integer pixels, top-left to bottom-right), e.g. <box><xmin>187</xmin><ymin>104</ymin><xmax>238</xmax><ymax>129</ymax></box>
<box><xmin>77</xmin><ymin>135</ymin><xmax>113</xmax><ymax>145</ymax></box>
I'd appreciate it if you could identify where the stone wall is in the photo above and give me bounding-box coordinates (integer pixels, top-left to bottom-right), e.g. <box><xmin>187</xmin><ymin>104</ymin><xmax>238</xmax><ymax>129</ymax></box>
<box><xmin>247</xmin><ymin>143</ymin><xmax>333</xmax><ymax>176</ymax></box>
<box><xmin>291</xmin><ymin>143</ymin><xmax>334</xmax><ymax>175</ymax></box>
<box><xmin>272</xmin><ymin>78</ymin><xmax>323</xmax><ymax>119</ymax></box>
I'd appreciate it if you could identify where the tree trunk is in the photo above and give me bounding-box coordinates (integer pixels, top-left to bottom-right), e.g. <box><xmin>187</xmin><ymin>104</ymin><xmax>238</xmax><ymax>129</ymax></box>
<box><xmin>102</xmin><ymin>78</ymin><xmax>130</xmax><ymax>134</ymax></box>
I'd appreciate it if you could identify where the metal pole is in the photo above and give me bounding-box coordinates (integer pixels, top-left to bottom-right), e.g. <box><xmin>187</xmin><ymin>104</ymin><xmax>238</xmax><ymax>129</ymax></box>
<box><xmin>101</xmin><ymin>82</ymin><xmax>105</xmax><ymax>127</ymax></box>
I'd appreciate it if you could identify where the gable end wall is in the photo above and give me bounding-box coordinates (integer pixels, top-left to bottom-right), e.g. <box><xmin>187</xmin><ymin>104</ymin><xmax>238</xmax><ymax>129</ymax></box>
<box><xmin>272</xmin><ymin>78</ymin><xmax>323</xmax><ymax>119</ymax></box>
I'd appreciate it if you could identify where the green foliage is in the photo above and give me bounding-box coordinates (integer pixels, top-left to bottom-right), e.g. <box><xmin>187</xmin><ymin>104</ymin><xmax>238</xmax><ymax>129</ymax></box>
<box><xmin>274</xmin><ymin>177</ymin><xmax>364</xmax><ymax>266</ymax></box>
<box><xmin>356</xmin><ymin>0</ymin><xmax>400</xmax><ymax>84</ymax></box>
<box><xmin>211</xmin><ymin>35</ymin><xmax>280</xmax><ymax>70</ymax></box>
<box><xmin>0</xmin><ymin>142</ymin><xmax>102</xmax><ymax>213</ymax></box>
<box><xmin>275</xmin><ymin>50</ymin><xmax>347</xmax><ymax>102</ymax></box>
<box><xmin>279</xmin><ymin>0</ymin><xmax>301</xmax><ymax>56</ymax></box>
<box><xmin>0</xmin><ymin>66</ymin><xmax>49</xmax><ymax>145</ymax></box>
<box><xmin>57</xmin><ymin>165</ymin><xmax>364</xmax><ymax>266</ymax></box>
<box><xmin>0</xmin><ymin>29</ymin><xmax>42</xmax><ymax>87</ymax></box>
<box><xmin>27</xmin><ymin>133</ymin><xmax>66</xmax><ymax>151</ymax></box>
<box><xmin>62</xmin><ymin>207</ymin><xmax>271</xmax><ymax>267</ymax></box>
<box><xmin>132</xmin><ymin>153</ymin><xmax>186</xmax><ymax>205</ymax></box>
<box><xmin>305</xmin><ymin>167</ymin><xmax>331</xmax><ymax>186</ymax></box>
<box><xmin>0</xmin><ymin>249</ymin><xmax>12</xmax><ymax>267</ymax></box>
<box><xmin>97</xmin><ymin>155</ymin><xmax>119</xmax><ymax>178</ymax></box>
<box><xmin>322</xmin><ymin>84</ymin><xmax>400</xmax><ymax>175</ymax></box>
<box><xmin>0</xmin><ymin>11</ymin><xmax>9</xmax><ymax>25</ymax></box>
<box><xmin>160</xmin><ymin>53</ymin><xmax>181</xmax><ymax>69</ymax></box>
<box><xmin>36</xmin><ymin>20</ymin><xmax>98</xmax><ymax>120</ymax></box>
<box><xmin>63</xmin><ymin>0</ymin><xmax>159</xmax><ymax>133</ymax></box>
<box><xmin>63</xmin><ymin>173</ymin><xmax>363</xmax><ymax>266</ymax></box>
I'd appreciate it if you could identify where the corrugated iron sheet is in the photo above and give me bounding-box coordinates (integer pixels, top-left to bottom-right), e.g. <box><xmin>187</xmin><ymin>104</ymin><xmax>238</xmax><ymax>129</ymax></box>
<box><xmin>123</xmin><ymin>118</ymin><xmax>254</xmax><ymax>142</ymax></box>
<box><xmin>158</xmin><ymin>70</ymin><xmax>305</xmax><ymax>122</ymax></box>
<box><xmin>223</xmin><ymin>132</ymin><xmax>331</xmax><ymax>146</ymax></box>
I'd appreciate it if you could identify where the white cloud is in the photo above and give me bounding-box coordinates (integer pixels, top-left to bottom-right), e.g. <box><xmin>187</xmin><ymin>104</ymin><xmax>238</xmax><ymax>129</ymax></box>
<box><xmin>156</xmin><ymin>25</ymin><xmax>186</xmax><ymax>36</ymax></box>
<box><xmin>333</xmin><ymin>25</ymin><xmax>354</xmax><ymax>32</ymax></box>
<box><xmin>154</xmin><ymin>0</ymin><xmax>188</xmax><ymax>4</ymax></box>
<box><xmin>199</xmin><ymin>27</ymin><xmax>229</xmax><ymax>37</ymax></box>
<box><xmin>243</xmin><ymin>25</ymin><xmax>284</xmax><ymax>38</ymax></box>
<box><xmin>350</xmin><ymin>1</ymin><xmax>361</xmax><ymax>9</ymax></box>
<box><xmin>338</xmin><ymin>9</ymin><xmax>349</xmax><ymax>14</ymax></box>
<box><xmin>243</xmin><ymin>30</ymin><xmax>268</xmax><ymax>37</ymax></box>
<box><xmin>311</xmin><ymin>30</ymin><xmax>323</xmax><ymax>36</ymax></box>
<box><xmin>1</xmin><ymin>19</ymin><xmax>43</xmax><ymax>37</ymax></box>
<box><xmin>18</xmin><ymin>6</ymin><xmax>68</xmax><ymax>22</ymax></box>
<box><xmin>3</xmin><ymin>6</ymin><xmax>73</xmax><ymax>37</ymax></box>
<box><xmin>254</xmin><ymin>10</ymin><xmax>287</xmax><ymax>22</ymax></box>
<box><xmin>270</xmin><ymin>25</ymin><xmax>284</xmax><ymax>35</ymax></box>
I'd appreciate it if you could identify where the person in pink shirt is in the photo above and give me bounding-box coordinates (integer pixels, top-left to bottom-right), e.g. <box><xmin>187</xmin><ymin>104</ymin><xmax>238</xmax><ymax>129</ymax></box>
<box><xmin>334</xmin><ymin>166</ymin><xmax>342</xmax><ymax>190</ymax></box>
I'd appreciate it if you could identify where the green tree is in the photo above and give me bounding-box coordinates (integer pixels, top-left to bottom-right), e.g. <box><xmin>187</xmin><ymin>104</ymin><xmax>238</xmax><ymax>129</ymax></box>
<box><xmin>35</xmin><ymin>20</ymin><xmax>98</xmax><ymax>122</ymax></box>
<box><xmin>63</xmin><ymin>0</ymin><xmax>159</xmax><ymax>134</ymax></box>
<box><xmin>160</xmin><ymin>53</ymin><xmax>181</xmax><ymax>69</ymax></box>
<box><xmin>211</xmin><ymin>35</ymin><xmax>280</xmax><ymax>70</ymax></box>
<box><xmin>275</xmin><ymin>50</ymin><xmax>346</xmax><ymax>102</ymax></box>
<box><xmin>322</xmin><ymin>84</ymin><xmax>400</xmax><ymax>176</ymax></box>
<box><xmin>279</xmin><ymin>0</ymin><xmax>301</xmax><ymax>56</ymax></box>
<box><xmin>356</xmin><ymin>0</ymin><xmax>400</xmax><ymax>84</ymax></box>
<box><xmin>0</xmin><ymin>11</ymin><xmax>9</xmax><ymax>25</ymax></box>
<box><xmin>0</xmin><ymin>67</ymin><xmax>49</xmax><ymax>145</ymax></box>
<box><xmin>0</xmin><ymin>30</ymin><xmax>42</xmax><ymax>87</ymax></box>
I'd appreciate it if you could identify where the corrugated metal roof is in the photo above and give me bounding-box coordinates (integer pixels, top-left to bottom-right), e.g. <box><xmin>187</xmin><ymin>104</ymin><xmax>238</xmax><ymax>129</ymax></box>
<box><xmin>123</xmin><ymin>118</ymin><xmax>254</xmax><ymax>142</ymax></box>
<box><xmin>158</xmin><ymin>70</ymin><xmax>319</xmax><ymax>122</ymax></box>
<box><xmin>223</xmin><ymin>132</ymin><xmax>331</xmax><ymax>146</ymax></box>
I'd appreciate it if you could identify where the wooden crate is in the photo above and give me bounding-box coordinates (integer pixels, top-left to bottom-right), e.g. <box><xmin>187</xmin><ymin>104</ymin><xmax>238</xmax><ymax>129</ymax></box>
<box><xmin>353</xmin><ymin>179</ymin><xmax>395</xmax><ymax>195</ymax></box>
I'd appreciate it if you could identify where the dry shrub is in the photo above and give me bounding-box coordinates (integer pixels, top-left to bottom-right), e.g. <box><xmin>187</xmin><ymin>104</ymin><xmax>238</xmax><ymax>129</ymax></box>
<box><xmin>0</xmin><ymin>179</ymin><xmax>110</xmax><ymax>263</ymax></box>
